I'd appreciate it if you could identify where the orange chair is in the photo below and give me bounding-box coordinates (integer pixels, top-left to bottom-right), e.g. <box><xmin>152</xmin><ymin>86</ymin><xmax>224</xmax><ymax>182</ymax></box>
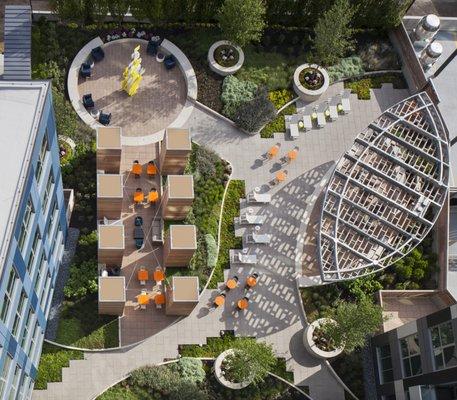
<box><xmin>138</xmin><ymin>291</ymin><xmax>150</xmax><ymax>309</ymax></box>
<box><xmin>134</xmin><ymin>188</ymin><xmax>144</xmax><ymax>204</ymax></box>
<box><xmin>245</xmin><ymin>273</ymin><xmax>258</xmax><ymax>289</ymax></box>
<box><xmin>138</xmin><ymin>268</ymin><xmax>149</xmax><ymax>285</ymax></box>
<box><xmin>148</xmin><ymin>188</ymin><xmax>159</xmax><ymax>204</ymax></box>
<box><xmin>226</xmin><ymin>276</ymin><xmax>238</xmax><ymax>290</ymax></box>
<box><xmin>267</xmin><ymin>144</ymin><xmax>280</xmax><ymax>159</ymax></box>
<box><xmin>132</xmin><ymin>160</ymin><xmax>142</xmax><ymax>178</ymax></box>
<box><xmin>275</xmin><ymin>170</ymin><xmax>288</xmax><ymax>184</ymax></box>
<box><xmin>153</xmin><ymin>267</ymin><xmax>165</xmax><ymax>282</ymax></box>
<box><xmin>214</xmin><ymin>292</ymin><xmax>226</xmax><ymax>307</ymax></box>
<box><xmin>147</xmin><ymin>161</ymin><xmax>157</xmax><ymax>177</ymax></box>
<box><xmin>154</xmin><ymin>293</ymin><xmax>166</xmax><ymax>309</ymax></box>
<box><xmin>237</xmin><ymin>297</ymin><xmax>249</xmax><ymax>310</ymax></box>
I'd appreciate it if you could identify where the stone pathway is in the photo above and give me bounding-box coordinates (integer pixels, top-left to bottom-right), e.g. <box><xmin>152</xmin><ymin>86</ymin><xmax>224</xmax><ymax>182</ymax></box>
<box><xmin>33</xmin><ymin>84</ymin><xmax>409</xmax><ymax>400</ymax></box>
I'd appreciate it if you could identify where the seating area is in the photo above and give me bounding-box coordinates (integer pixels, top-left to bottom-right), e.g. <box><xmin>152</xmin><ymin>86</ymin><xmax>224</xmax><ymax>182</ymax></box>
<box><xmin>285</xmin><ymin>88</ymin><xmax>352</xmax><ymax>139</ymax></box>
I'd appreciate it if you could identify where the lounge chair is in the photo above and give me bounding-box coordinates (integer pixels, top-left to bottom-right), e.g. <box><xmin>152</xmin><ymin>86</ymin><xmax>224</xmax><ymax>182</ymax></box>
<box><xmin>302</xmin><ymin>106</ymin><xmax>313</xmax><ymax>131</ymax></box>
<box><xmin>316</xmin><ymin>103</ymin><xmax>327</xmax><ymax>128</ymax></box>
<box><xmin>247</xmin><ymin>192</ymin><xmax>271</xmax><ymax>204</ymax></box>
<box><xmin>82</xmin><ymin>93</ymin><xmax>94</xmax><ymax>109</ymax></box>
<box><xmin>91</xmin><ymin>46</ymin><xmax>105</xmax><ymax>62</ymax></box>
<box><xmin>230</xmin><ymin>250</ymin><xmax>257</xmax><ymax>264</ymax></box>
<box><xmin>134</xmin><ymin>226</ymin><xmax>144</xmax><ymax>249</ymax></box>
<box><xmin>147</xmin><ymin>41</ymin><xmax>159</xmax><ymax>56</ymax></box>
<box><xmin>246</xmin><ymin>233</ymin><xmax>272</xmax><ymax>244</ymax></box>
<box><xmin>288</xmin><ymin>115</ymin><xmax>300</xmax><ymax>139</ymax></box>
<box><xmin>328</xmin><ymin>97</ymin><xmax>339</xmax><ymax>121</ymax></box>
<box><xmin>239</xmin><ymin>214</ymin><xmax>266</xmax><ymax>225</ymax></box>
<box><xmin>164</xmin><ymin>55</ymin><xmax>176</xmax><ymax>70</ymax></box>
<box><xmin>99</xmin><ymin>112</ymin><xmax>111</xmax><ymax>126</ymax></box>
<box><xmin>80</xmin><ymin>63</ymin><xmax>91</xmax><ymax>78</ymax></box>
<box><xmin>340</xmin><ymin>89</ymin><xmax>351</xmax><ymax>114</ymax></box>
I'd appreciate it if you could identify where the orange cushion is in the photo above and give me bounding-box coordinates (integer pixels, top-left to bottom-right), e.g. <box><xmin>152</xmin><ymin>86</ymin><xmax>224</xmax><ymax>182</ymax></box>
<box><xmin>155</xmin><ymin>294</ymin><xmax>165</xmax><ymax>304</ymax></box>
<box><xmin>134</xmin><ymin>192</ymin><xmax>144</xmax><ymax>203</ymax></box>
<box><xmin>214</xmin><ymin>296</ymin><xmax>225</xmax><ymax>306</ymax></box>
<box><xmin>138</xmin><ymin>294</ymin><xmax>150</xmax><ymax>305</ymax></box>
<box><xmin>237</xmin><ymin>299</ymin><xmax>249</xmax><ymax>309</ymax></box>
<box><xmin>138</xmin><ymin>270</ymin><xmax>148</xmax><ymax>281</ymax></box>
<box><xmin>147</xmin><ymin>165</ymin><xmax>157</xmax><ymax>175</ymax></box>
<box><xmin>246</xmin><ymin>277</ymin><xmax>257</xmax><ymax>287</ymax></box>
<box><xmin>226</xmin><ymin>279</ymin><xmax>237</xmax><ymax>289</ymax></box>
<box><xmin>132</xmin><ymin>164</ymin><xmax>142</xmax><ymax>175</ymax></box>
<box><xmin>148</xmin><ymin>191</ymin><xmax>159</xmax><ymax>203</ymax></box>
<box><xmin>153</xmin><ymin>270</ymin><xmax>164</xmax><ymax>281</ymax></box>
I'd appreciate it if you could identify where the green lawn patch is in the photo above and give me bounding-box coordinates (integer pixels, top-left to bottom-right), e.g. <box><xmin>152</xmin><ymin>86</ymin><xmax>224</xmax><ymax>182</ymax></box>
<box><xmin>208</xmin><ymin>180</ymin><xmax>245</xmax><ymax>288</ymax></box>
<box><xmin>55</xmin><ymin>295</ymin><xmax>119</xmax><ymax>349</ymax></box>
<box><xmin>344</xmin><ymin>73</ymin><xmax>406</xmax><ymax>100</ymax></box>
<box><xmin>260</xmin><ymin>104</ymin><xmax>296</xmax><ymax>138</ymax></box>
<box><xmin>35</xmin><ymin>343</ymin><xmax>83</xmax><ymax>390</ymax></box>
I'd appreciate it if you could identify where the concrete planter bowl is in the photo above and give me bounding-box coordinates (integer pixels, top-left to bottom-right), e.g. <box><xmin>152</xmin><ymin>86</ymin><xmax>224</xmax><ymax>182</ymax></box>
<box><xmin>293</xmin><ymin>64</ymin><xmax>329</xmax><ymax>102</ymax></box>
<box><xmin>214</xmin><ymin>349</ymin><xmax>252</xmax><ymax>389</ymax></box>
<box><xmin>208</xmin><ymin>40</ymin><xmax>244</xmax><ymax>77</ymax></box>
<box><xmin>303</xmin><ymin>318</ymin><xmax>344</xmax><ymax>359</ymax></box>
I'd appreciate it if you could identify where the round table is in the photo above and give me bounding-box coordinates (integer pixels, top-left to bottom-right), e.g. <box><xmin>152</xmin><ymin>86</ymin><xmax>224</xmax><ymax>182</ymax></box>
<box><xmin>156</xmin><ymin>53</ymin><xmax>165</xmax><ymax>63</ymax></box>
<box><xmin>90</xmin><ymin>109</ymin><xmax>100</xmax><ymax>119</ymax></box>
<box><xmin>237</xmin><ymin>298</ymin><xmax>249</xmax><ymax>310</ymax></box>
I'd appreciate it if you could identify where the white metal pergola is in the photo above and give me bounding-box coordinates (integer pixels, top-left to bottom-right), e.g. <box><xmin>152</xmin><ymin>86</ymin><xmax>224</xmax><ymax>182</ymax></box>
<box><xmin>318</xmin><ymin>92</ymin><xmax>450</xmax><ymax>281</ymax></box>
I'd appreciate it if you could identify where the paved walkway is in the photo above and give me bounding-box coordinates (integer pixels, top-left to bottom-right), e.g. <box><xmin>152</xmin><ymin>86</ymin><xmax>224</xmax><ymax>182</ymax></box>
<box><xmin>33</xmin><ymin>84</ymin><xmax>408</xmax><ymax>400</ymax></box>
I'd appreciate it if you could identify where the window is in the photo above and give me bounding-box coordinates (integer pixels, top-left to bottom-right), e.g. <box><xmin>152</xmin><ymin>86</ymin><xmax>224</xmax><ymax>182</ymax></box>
<box><xmin>27</xmin><ymin>322</ymin><xmax>39</xmax><ymax>359</ymax></box>
<box><xmin>47</xmin><ymin>201</ymin><xmax>58</xmax><ymax>240</ymax></box>
<box><xmin>20</xmin><ymin>308</ymin><xmax>34</xmax><ymax>348</ymax></box>
<box><xmin>34</xmin><ymin>253</ymin><xmax>46</xmax><ymax>294</ymax></box>
<box><xmin>35</xmin><ymin>134</ymin><xmax>48</xmax><ymax>182</ymax></box>
<box><xmin>1</xmin><ymin>267</ymin><xmax>18</xmax><ymax>323</ymax></box>
<box><xmin>41</xmin><ymin>173</ymin><xmax>54</xmax><ymax>213</ymax></box>
<box><xmin>400</xmin><ymin>334</ymin><xmax>422</xmax><ymax>377</ymax></box>
<box><xmin>18</xmin><ymin>199</ymin><xmax>34</xmax><ymax>253</ymax></box>
<box><xmin>12</xmin><ymin>291</ymin><xmax>27</xmax><ymax>338</ymax></box>
<box><xmin>40</xmin><ymin>272</ymin><xmax>51</xmax><ymax>310</ymax></box>
<box><xmin>0</xmin><ymin>354</ymin><xmax>12</xmax><ymax>396</ymax></box>
<box><xmin>431</xmin><ymin>321</ymin><xmax>457</xmax><ymax>370</ymax></box>
<box><xmin>9</xmin><ymin>364</ymin><xmax>21</xmax><ymax>400</ymax></box>
<box><xmin>18</xmin><ymin>374</ymin><xmax>27</xmax><ymax>399</ymax></box>
<box><xmin>26</xmin><ymin>230</ymin><xmax>40</xmax><ymax>273</ymax></box>
<box><xmin>377</xmin><ymin>344</ymin><xmax>394</xmax><ymax>383</ymax></box>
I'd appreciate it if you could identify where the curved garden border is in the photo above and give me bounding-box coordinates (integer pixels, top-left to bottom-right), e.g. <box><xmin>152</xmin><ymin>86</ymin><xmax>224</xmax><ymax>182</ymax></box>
<box><xmin>214</xmin><ymin>349</ymin><xmax>251</xmax><ymax>389</ymax></box>
<box><xmin>303</xmin><ymin>318</ymin><xmax>344</xmax><ymax>359</ymax></box>
<box><xmin>93</xmin><ymin>356</ymin><xmax>314</xmax><ymax>400</ymax></box>
<box><xmin>68</xmin><ymin>37</ymin><xmax>198</xmax><ymax>146</ymax></box>
<box><xmin>208</xmin><ymin>40</ymin><xmax>245</xmax><ymax>76</ymax></box>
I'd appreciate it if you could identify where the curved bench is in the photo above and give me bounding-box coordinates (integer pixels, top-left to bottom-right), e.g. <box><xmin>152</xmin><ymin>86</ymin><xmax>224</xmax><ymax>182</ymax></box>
<box><xmin>161</xmin><ymin>38</ymin><xmax>197</xmax><ymax>101</ymax></box>
<box><xmin>67</xmin><ymin>36</ymin><xmax>104</xmax><ymax>129</ymax></box>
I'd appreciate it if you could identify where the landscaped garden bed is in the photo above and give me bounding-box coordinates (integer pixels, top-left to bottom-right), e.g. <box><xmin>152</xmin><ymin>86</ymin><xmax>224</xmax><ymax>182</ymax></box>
<box><xmin>344</xmin><ymin>73</ymin><xmax>407</xmax><ymax>100</ymax></box>
<box><xmin>208</xmin><ymin>180</ymin><xmax>245</xmax><ymax>288</ymax></box>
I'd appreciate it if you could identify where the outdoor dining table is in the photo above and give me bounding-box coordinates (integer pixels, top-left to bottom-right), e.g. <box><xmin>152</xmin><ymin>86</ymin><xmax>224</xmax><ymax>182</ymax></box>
<box><xmin>267</xmin><ymin>145</ymin><xmax>280</xmax><ymax>159</ymax></box>
<box><xmin>214</xmin><ymin>295</ymin><xmax>225</xmax><ymax>307</ymax></box>
<box><xmin>226</xmin><ymin>278</ymin><xmax>238</xmax><ymax>290</ymax></box>
<box><xmin>275</xmin><ymin>170</ymin><xmax>287</xmax><ymax>183</ymax></box>
<box><xmin>237</xmin><ymin>298</ymin><xmax>249</xmax><ymax>310</ymax></box>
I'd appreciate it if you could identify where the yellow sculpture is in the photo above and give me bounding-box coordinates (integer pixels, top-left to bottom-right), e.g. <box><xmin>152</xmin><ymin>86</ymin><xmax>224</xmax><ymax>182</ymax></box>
<box><xmin>121</xmin><ymin>45</ymin><xmax>145</xmax><ymax>96</ymax></box>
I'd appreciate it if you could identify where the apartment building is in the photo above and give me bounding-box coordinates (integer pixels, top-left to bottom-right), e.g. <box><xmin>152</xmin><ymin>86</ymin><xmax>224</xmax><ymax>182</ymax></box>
<box><xmin>0</xmin><ymin>80</ymin><xmax>67</xmax><ymax>399</ymax></box>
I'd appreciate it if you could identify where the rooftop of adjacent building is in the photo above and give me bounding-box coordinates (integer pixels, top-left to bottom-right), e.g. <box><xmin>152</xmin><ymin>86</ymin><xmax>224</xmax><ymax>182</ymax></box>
<box><xmin>0</xmin><ymin>80</ymin><xmax>50</xmax><ymax>267</ymax></box>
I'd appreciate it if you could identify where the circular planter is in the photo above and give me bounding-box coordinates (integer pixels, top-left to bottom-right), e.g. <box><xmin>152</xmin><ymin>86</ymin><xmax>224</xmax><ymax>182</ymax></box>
<box><xmin>208</xmin><ymin>40</ymin><xmax>244</xmax><ymax>76</ymax></box>
<box><xmin>293</xmin><ymin>64</ymin><xmax>329</xmax><ymax>102</ymax></box>
<box><xmin>303</xmin><ymin>318</ymin><xmax>343</xmax><ymax>359</ymax></box>
<box><xmin>214</xmin><ymin>349</ymin><xmax>252</xmax><ymax>389</ymax></box>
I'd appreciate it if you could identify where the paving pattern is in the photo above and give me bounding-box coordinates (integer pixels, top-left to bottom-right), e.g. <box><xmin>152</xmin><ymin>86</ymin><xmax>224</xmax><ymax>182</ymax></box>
<box><xmin>33</xmin><ymin>83</ymin><xmax>409</xmax><ymax>400</ymax></box>
<box><xmin>78</xmin><ymin>39</ymin><xmax>187</xmax><ymax>138</ymax></box>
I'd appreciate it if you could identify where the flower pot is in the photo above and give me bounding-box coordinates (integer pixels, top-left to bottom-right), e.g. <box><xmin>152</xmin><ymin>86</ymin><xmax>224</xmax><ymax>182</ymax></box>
<box><xmin>208</xmin><ymin>40</ymin><xmax>244</xmax><ymax>77</ymax></box>
<box><xmin>214</xmin><ymin>349</ymin><xmax>251</xmax><ymax>389</ymax></box>
<box><xmin>293</xmin><ymin>64</ymin><xmax>329</xmax><ymax>102</ymax></box>
<box><xmin>303</xmin><ymin>318</ymin><xmax>344</xmax><ymax>359</ymax></box>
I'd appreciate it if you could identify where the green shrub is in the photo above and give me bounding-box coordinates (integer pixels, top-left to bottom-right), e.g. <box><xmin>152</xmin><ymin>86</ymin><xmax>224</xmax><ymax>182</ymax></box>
<box><xmin>35</xmin><ymin>343</ymin><xmax>83</xmax><ymax>390</ymax></box>
<box><xmin>209</xmin><ymin>180</ymin><xmax>245</xmax><ymax>288</ymax></box>
<box><xmin>233</xmin><ymin>87</ymin><xmax>276</xmax><ymax>133</ymax></box>
<box><xmin>345</xmin><ymin>73</ymin><xmax>407</xmax><ymax>100</ymax></box>
<box><xmin>260</xmin><ymin>104</ymin><xmax>296</xmax><ymax>138</ymax></box>
<box><xmin>226</xmin><ymin>339</ymin><xmax>277</xmax><ymax>384</ymax></box>
<box><xmin>194</xmin><ymin>145</ymin><xmax>221</xmax><ymax>180</ymax></box>
<box><xmin>33</xmin><ymin>60</ymin><xmax>64</xmax><ymax>91</ymax></box>
<box><xmin>170</xmin><ymin>358</ymin><xmax>205</xmax><ymax>384</ymax></box>
<box><xmin>327</xmin><ymin>56</ymin><xmax>365</xmax><ymax>82</ymax></box>
<box><xmin>221</xmin><ymin>75</ymin><xmax>258</xmax><ymax>119</ymax></box>
<box><xmin>129</xmin><ymin>365</ymin><xmax>180</xmax><ymax>395</ymax></box>
<box><xmin>321</xmin><ymin>297</ymin><xmax>384</xmax><ymax>353</ymax></box>
<box><xmin>268</xmin><ymin>89</ymin><xmax>294</xmax><ymax>109</ymax></box>
<box><xmin>97</xmin><ymin>385</ymin><xmax>139</xmax><ymax>400</ymax></box>
<box><xmin>205</xmin><ymin>234</ymin><xmax>218</xmax><ymax>268</ymax></box>
<box><xmin>169</xmin><ymin>381</ymin><xmax>208</xmax><ymax>400</ymax></box>
<box><xmin>236</xmin><ymin>64</ymin><xmax>294</xmax><ymax>91</ymax></box>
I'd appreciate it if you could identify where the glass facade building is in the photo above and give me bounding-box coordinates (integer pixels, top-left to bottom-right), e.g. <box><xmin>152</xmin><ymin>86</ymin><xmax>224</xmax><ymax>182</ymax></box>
<box><xmin>0</xmin><ymin>81</ymin><xmax>67</xmax><ymax>399</ymax></box>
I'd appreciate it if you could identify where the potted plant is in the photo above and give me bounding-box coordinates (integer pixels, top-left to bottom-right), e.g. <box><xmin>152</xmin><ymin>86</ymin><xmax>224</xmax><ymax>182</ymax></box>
<box><xmin>293</xmin><ymin>64</ymin><xmax>330</xmax><ymax>101</ymax></box>
<box><xmin>214</xmin><ymin>339</ymin><xmax>276</xmax><ymax>389</ymax></box>
<box><xmin>304</xmin><ymin>297</ymin><xmax>385</xmax><ymax>359</ymax></box>
<box><xmin>208</xmin><ymin>0</ymin><xmax>265</xmax><ymax>76</ymax></box>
